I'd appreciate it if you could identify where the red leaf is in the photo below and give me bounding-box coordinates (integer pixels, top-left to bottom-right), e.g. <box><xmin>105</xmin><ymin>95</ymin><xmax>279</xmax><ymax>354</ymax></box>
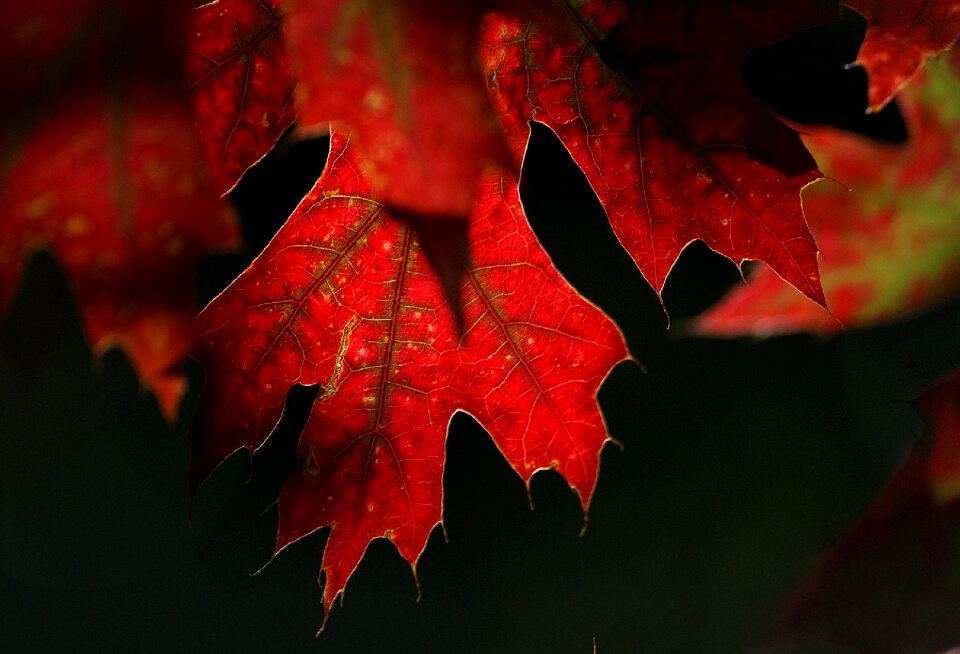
<box><xmin>696</xmin><ymin>53</ymin><xmax>960</xmax><ymax>336</ymax></box>
<box><xmin>188</xmin><ymin>0</ymin><xmax>297</xmax><ymax>195</ymax></box>
<box><xmin>284</xmin><ymin>0</ymin><xmax>514</xmax><ymax>218</ymax></box>
<box><xmin>190</xmin><ymin>130</ymin><xmax>628</xmax><ymax>622</ymax></box>
<box><xmin>761</xmin><ymin>375</ymin><xmax>960</xmax><ymax>653</ymax></box>
<box><xmin>0</xmin><ymin>0</ymin><xmax>240</xmax><ymax>420</ymax></box>
<box><xmin>479</xmin><ymin>0</ymin><xmax>832</xmax><ymax>308</ymax></box>
<box><xmin>845</xmin><ymin>0</ymin><xmax>960</xmax><ymax>112</ymax></box>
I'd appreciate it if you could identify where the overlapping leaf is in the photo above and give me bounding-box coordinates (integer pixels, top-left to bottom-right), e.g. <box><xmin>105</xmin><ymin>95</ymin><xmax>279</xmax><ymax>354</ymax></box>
<box><xmin>845</xmin><ymin>0</ymin><xmax>960</xmax><ymax>112</ymax></box>
<box><xmin>479</xmin><ymin>0</ymin><xmax>832</xmax><ymax>307</ymax></box>
<box><xmin>283</xmin><ymin>0</ymin><xmax>514</xmax><ymax>218</ymax></box>
<box><xmin>188</xmin><ymin>0</ymin><xmax>296</xmax><ymax>195</ymax></box>
<box><xmin>696</xmin><ymin>53</ymin><xmax>960</xmax><ymax>336</ymax></box>
<box><xmin>760</xmin><ymin>375</ymin><xmax>960</xmax><ymax>654</ymax></box>
<box><xmin>0</xmin><ymin>0</ymin><xmax>239</xmax><ymax>420</ymax></box>
<box><xmin>190</xmin><ymin>131</ymin><xmax>628</xmax><ymax>621</ymax></box>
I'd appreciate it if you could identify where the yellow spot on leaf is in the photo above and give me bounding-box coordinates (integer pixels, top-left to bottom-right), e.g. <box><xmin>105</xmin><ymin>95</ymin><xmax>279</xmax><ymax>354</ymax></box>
<box><xmin>362</xmin><ymin>89</ymin><xmax>388</xmax><ymax>114</ymax></box>
<box><xmin>25</xmin><ymin>192</ymin><xmax>54</xmax><ymax>218</ymax></box>
<box><xmin>64</xmin><ymin>214</ymin><xmax>88</xmax><ymax>236</ymax></box>
<box><xmin>165</xmin><ymin>237</ymin><xmax>184</xmax><ymax>257</ymax></box>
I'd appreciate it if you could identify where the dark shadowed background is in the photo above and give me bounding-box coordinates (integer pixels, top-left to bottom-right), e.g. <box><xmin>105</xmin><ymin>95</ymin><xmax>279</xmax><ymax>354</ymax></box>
<box><xmin>3</xmin><ymin>12</ymin><xmax>960</xmax><ymax>653</ymax></box>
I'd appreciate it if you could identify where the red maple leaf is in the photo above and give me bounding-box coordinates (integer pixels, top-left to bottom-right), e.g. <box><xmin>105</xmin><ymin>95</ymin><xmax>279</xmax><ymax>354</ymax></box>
<box><xmin>188</xmin><ymin>0</ymin><xmax>297</xmax><ymax>195</ymax></box>
<box><xmin>189</xmin><ymin>131</ymin><xmax>629</xmax><ymax>622</ymax></box>
<box><xmin>479</xmin><ymin>0</ymin><xmax>832</xmax><ymax>308</ymax></box>
<box><xmin>0</xmin><ymin>0</ymin><xmax>240</xmax><ymax>420</ymax></box>
<box><xmin>760</xmin><ymin>375</ymin><xmax>960</xmax><ymax>654</ymax></box>
<box><xmin>695</xmin><ymin>51</ymin><xmax>960</xmax><ymax>336</ymax></box>
<box><xmin>845</xmin><ymin>0</ymin><xmax>960</xmax><ymax>112</ymax></box>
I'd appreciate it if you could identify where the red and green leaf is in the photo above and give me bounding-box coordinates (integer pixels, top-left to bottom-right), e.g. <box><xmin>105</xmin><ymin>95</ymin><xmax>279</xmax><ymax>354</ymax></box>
<box><xmin>845</xmin><ymin>0</ymin><xmax>960</xmax><ymax>112</ymax></box>
<box><xmin>189</xmin><ymin>130</ymin><xmax>628</xmax><ymax>621</ymax></box>
<box><xmin>0</xmin><ymin>0</ymin><xmax>239</xmax><ymax>420</ymax></box>
<box><xmin>696</xmin><ymin>52</ymin><xmax>960</xmax><ymax>336</ymax></box>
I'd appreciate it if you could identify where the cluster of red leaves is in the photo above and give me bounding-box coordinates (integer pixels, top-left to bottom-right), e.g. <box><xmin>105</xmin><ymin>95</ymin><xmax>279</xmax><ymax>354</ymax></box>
<box><xmin>6</xmin><ymin>0</ymin><xmax>960</xmax><ymax>637</ymax></box>
<box><xmin>185</xmin><ymin>0</ymin><xmax>840</xmax><ymax>618</ymax></box>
